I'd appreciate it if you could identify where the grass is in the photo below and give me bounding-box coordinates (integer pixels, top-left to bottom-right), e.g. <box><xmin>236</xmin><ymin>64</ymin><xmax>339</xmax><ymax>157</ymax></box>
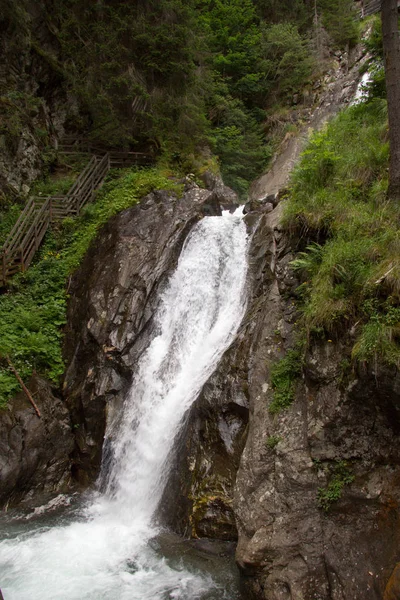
<box><xmin>0</xmin><ymin>167</ymin><xmax>182</xmax><ymax>407</ymax></box>
<box><xmin>283</xmin><ymin>98</ymin><xmax>400</xmax><ymax>367</ymax></box>
<box><xmin>265</xmin><ymin>435</ymin><xmax>281</xmax><ymax>449</ymax></box>
<box><xmin>269</xmin><ymin>345</ymin><xmax>303</xmax><ymax>414</ymax></box>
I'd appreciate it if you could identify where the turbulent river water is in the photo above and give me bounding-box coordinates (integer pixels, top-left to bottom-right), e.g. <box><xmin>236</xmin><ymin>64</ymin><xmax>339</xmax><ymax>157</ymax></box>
<box><xmin>0</xmin><ymin>209</ymin><xmax>249</xmax><ymax>600</ymax></box>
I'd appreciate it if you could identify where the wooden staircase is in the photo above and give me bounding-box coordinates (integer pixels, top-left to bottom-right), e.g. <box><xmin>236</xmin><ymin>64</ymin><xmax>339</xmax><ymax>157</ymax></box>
<box><xmin>0</xmin><ymin>153</ymin><xmax>110</xmax><ymax>285</ymax></box>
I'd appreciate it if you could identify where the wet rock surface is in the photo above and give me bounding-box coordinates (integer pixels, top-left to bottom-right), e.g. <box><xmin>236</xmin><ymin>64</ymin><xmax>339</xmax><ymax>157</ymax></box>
<box><xmin>196</xmin><ymin>200</ymin><xmax>400</xmax><ymax>599</ymax></box>
<box><xmin>0</xmin><ymin>375</ymin><xmax>74</xmax><ymax>508</ymax></box>
<box><xmin>159</xmin><ymin>194</ymin><xmax>400</xmax><ymax>598</ymax></box>
<box><xmin>63</xmin><ymin>185</ymin><xmax>221</xmax><ymax>484</ymax></box>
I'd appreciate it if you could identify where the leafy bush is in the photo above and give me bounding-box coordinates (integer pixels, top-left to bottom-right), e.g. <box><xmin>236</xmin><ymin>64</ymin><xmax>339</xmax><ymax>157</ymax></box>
<box><xmin>318</xmin><ymin>0</ymin><xmax>359</xmax><ymax>49</ymax></box>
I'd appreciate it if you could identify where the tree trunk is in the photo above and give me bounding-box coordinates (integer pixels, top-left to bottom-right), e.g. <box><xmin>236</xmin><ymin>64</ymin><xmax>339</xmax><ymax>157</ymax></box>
<box><xmin>382</xmin><ymin>0</ymin><xmax>400</xmax><ymax>200</ymax></box>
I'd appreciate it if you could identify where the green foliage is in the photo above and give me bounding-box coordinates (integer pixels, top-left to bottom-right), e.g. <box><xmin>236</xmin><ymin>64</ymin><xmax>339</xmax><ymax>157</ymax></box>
<box><xmin>255</xmin><ymin>0</ymin><xmax>311</xmax><ymax>27</ymax></box>
<box><xmin>0</xmin><ymin>167</ymin><xmax>180</xmax><ymax>407</ymax></box>
<box><xmin>0</xmin><ymin>203</ymin><xmax>22</xmax><ymax>246</ymax></box>
<box><xmin>317</xmin><ymin>0</ymin><xmax>359</xmax><ymax>49</ymax></box>
<box><xmin>316</xmin><ymin>461</ymin><xmax>354</xmax><ymax>512</ymax></box>
<box><xmin>32</xmin><ymin>175</ymin><xmax>77</xmax><ymax>198</ymax></box>
<box><xmin>261</xmin><ymin>23</ymin><xmax>314</xmax><ymax>101</ymax></box>
<box><xmin>53</xmin><ymin>0</ymin><xmax>200</xmax><ymax>148</ymax></box>
<box><xmin>284</xmin><ymin>99</ymin><xmax>400</xmax><ymax>367</ymax></box>
<box><xmin>364</xmin><ymin>14</ymin><xmax>383</xmax><ymax>60</ymax></box>
<box><xmin>269</xmin><ymin>345</ymin><xmax>303</xmax><ymax>414</ymax></box>
<box><xmin>353</xmin><ymin>300</ymin><xmax>400</xmax><ymax>365</ymax></box>
<box><xmin>197</xmin><ymin>1</ymin><xmax>314</xmax><ymax>195</ymax></box>
<box><xmin>266</xmin><ymin>435</ymin><xmax>281</xmax><ymax>449</ymax></box>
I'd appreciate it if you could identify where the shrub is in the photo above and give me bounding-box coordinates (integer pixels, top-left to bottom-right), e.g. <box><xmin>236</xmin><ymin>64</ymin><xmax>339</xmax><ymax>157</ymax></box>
<box><xmin>269</xmin><ymin>345</ymin><xmax>303</xmax><ymax>414</ymax></box>
<box><xmin>317</xmin><ymin>460</ymin><xmax>354</xmax><ymax>512</ymax></box>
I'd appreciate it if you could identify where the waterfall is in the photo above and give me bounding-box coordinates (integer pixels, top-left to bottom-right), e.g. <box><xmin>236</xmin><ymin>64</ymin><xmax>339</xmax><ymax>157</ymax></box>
<box><xmin>0</xmin><ymin>209</ymin><xmax>248</xmax><ymax>600</ymax></box>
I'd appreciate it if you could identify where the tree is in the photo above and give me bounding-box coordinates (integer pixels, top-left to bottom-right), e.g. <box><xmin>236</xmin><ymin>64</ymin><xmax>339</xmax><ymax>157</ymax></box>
<box><xmin>382</xmin><ymin>0</ymin><xmax>400</xmax><ymax>200</ymax></box>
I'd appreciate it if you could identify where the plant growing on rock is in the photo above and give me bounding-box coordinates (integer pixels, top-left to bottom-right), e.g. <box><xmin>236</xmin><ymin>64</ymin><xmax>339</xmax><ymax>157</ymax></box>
<box><xmin>265</xmin><ymin>435</ymin><xmax>281</xmax><ymax>449</ymax></box>
<box><xmin>269</xmin><ymin>344</ymin><xmax>303</xmax><ymax>414</ymax></box>
<box><xmin>316</xmin><ymin>460</ymin><xmax>355</xmax><ymax>512</ymax></box>
<box><xmin>0</xmin><ymin>167</ymin><xmax>181</xmax><ymax>407</ymax></box>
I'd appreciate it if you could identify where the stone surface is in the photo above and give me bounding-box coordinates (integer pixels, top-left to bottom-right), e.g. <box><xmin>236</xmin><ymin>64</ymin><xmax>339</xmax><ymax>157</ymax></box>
<box><xmin>192</xmin><ymin>199</ymin><xmax>400</xmax><ymax>599</ymax></box>
<box><xmin>156</xmin><ymin>194</ymin><xmax>400</xmax><ymax>597</ymax></box>
<box><xmin>0</xmin><ymin>375</ymin><xmax>74</xmax><ymax>508</ymax></box>
<box><xmin>0</xmin><ymin>5</ymin><xmax>78</xmax><ymax>197</ymax></box>
<box><xmin>63</xmin><ymin>185</ymin><xmax>222</xmax><ymax>483</ymax></box>
<box><xmin>384</xmin><ymin>563</ymin><xmax>400</xmax><ymax>600</ymax></box>
<box><xmin>201</xmin><ymin>170</ymin><xmax>238</xmax><ymax>210</ymax></box>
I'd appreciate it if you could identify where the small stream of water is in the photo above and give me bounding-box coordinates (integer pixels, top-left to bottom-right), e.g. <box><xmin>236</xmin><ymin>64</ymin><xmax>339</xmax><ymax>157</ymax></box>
<box><xmin>0</xmin><ymin>209</ymin><xmax>249</xmax><ymax>600</ymax></box>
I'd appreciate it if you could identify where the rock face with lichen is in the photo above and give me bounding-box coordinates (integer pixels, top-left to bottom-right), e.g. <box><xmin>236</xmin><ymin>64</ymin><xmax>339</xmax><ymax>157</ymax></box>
<box><xmin>163</xmin><ymin>192</ymin><xmax>400</xmax><ymax>598</ymax></box>
<box><xmin>63</xmin><ymin>184</ymin><xmax>400</xmax><ymax>599</ymax></box>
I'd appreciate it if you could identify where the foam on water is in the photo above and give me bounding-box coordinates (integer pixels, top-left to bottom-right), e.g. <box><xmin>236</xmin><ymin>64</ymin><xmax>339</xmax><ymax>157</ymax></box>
<box><xmin>0</xmin><ymin>210</ymin><xmax>248</xmax><ymax>600</ymax></box>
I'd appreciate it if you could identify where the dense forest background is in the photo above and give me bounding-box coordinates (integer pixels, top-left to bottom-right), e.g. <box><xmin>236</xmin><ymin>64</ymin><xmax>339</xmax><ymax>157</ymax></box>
<box><xmin>0</xmin><ymin>0</ymin><xmax>394</xmax><ymax>404</ymax></box>
<box><xmin>1</xmin><ymin>0</ymin><xmax>360</xmax><ymax>196</ymax></box>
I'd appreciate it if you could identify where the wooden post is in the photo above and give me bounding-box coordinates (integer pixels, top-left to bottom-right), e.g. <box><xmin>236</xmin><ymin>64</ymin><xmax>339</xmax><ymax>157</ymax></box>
<box><xmin>2</xmin><ymin>251</ymin><xmax>6</xmax><ymax>286</ymax></box>
<box><xmin>34</xmin><ymin>217</ymin><xmax>38</xmax><ymax>251</ymax></box>
<box><xmin>20</xmin><ymin>246</ymin><xmax>25</xmax><ymax>272</ymax></box>
<box><xmin>6</xmin><ymin>356</ymin><xmax>41</xmax><ymax>418</ymax></box>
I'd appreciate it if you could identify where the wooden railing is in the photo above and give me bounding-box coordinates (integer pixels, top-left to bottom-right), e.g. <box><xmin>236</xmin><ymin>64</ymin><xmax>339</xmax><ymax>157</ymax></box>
<box><xmin>360</xmin><ymin>0</ymin><xmax>400</xmax><ymax>18</ymax></box>
<box><xmin>360</xmin><ymin>0</ymin><xmax>381</xmax><ymax>17</ymax></box>
<box><xmin>58</xmin><ymin>137</ymin><xmax>154</xmax><ymax>167</ymax></box>
<box><xmin>0</xmin><ymin>153</ymin><xmax>110</xmax><ymax>285</ymax></box>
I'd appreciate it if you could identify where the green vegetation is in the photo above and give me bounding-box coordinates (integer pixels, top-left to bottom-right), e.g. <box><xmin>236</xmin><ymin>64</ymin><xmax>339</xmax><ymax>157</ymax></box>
<box><xmin>266</xmin><ymin>435</ymin><xmax>281</xmax><ymax>449</ymax></box>
<box><xmin>283</xmin><ymin>96</ymin><xmax>400</xmax><ymax>366</ymax></box>
<box><xmin>0</xmin><ymin>1</ymin><xmax>370</xmax><ymax>407</ymax></box>
<box><xmin>318</xmin><ymin>0</ymin><xmax>359</xmax><ymax>49</ymax></box>
<box><xmin>1</xmin><ymin>0</ymin><xmax>361</xmax><ymax>198</ymax></box>
<box><xmin>0</xmin><ymin>168</ymin><xmax>182</xmax><ymax>407</ymax></box>
<box><xmin>316</xmin><ymin>460</ymin><xmax>354</xmax><ymax>512</ymax></box>
<box><xmin>269</xmin><ymin>344</ymin><xmax>303</xmax><ymax>414</ymax></box>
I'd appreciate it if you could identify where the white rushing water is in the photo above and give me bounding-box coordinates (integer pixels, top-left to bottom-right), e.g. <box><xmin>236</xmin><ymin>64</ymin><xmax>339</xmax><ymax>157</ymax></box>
<box><xmin>0</xmin><ymin>208</ymin><xmax>248</xmax><ymax>600</ymax></box>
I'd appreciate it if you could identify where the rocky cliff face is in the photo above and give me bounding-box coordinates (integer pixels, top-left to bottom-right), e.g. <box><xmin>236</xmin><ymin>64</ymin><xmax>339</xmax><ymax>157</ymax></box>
<box><xmin>163</xmin><ymin>193</ymin><xmax>400</xmax><ymax>599</ymax></box>
<box><xmin>0</xmin><ymin>4</ymin><xmax>76</xmax><ymax>198</ymax></box>
<box><xmin>0</xmin><ymin>375</ymin><xmax>73</xmax><ymax>508</ymax></box>
<box><xmin>63</xmin><ymin>183</ymin><xmax>223</xmax><ymax>485</ymax></box>
<box><xmin>61</xmin><ymin>171</ymin><xmax>400</xmax><ymax>600</ymax></box>
<box><xmin>226</xmin><ymin>202</ymin><xmax>400</xmax><ymax>600</ymax></box>
<box><xmin>1</xmin><ymin>173</ymin><xmax>400</xmax><ymax>598</ymax></box>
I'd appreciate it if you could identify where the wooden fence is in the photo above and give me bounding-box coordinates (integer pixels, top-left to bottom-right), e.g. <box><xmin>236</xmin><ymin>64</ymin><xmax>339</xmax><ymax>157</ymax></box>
<box><xmin>58</xmin><ymin>137</ymin><xmax>154</xmax><ymax>168</ymax></box>
<box><xmin>0</xmin><ymin>153</ymin><xmax>110</xmax><ymax>285</ymax></box>
<box><xmin>360</xmin><ymin>0</ymin><xmax>400</xmax><ymax>18</ymax></box>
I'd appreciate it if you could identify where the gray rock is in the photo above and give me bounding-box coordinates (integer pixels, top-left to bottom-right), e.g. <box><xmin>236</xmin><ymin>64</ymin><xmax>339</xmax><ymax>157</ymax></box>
<box><xmin>0</xmin><ymin>376</ymin><xmax>74</xmax><ymax>508</ymax></box>
<box><xmin>63</xmin><ymin>186</ymin><xmax>222</xmax><ymax>483</ymax></box>
<box><xmin>201</xmin><ymin>170</ymin><xmax>238</xmax><ymax>210</ymax></box>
